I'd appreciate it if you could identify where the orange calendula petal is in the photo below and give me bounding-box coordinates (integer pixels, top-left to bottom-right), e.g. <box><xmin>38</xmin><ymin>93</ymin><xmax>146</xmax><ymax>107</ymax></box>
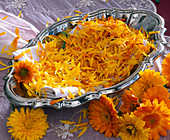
<box><xmin>78</xmin><ymin>114</ymin><xmax>82</xmax><ymax>124</ymax></box>
<box><xmin>46</xmin><ymin>21</ymin><xmax>49</xmax><ymax>27</ymax></box>
<box><xmin>60</xmin><ymin>120</ymin><xmax>76</xmax><ymax>124</ymax></box>
<box><xmin>15</xmin><ymin>27</ymin><xmax>20</xmax><ymax>36</ymax></box>
<box><xmin>83</xmin><ymin>13</ymin><xmax>89</xmax><ymax>20</ymax></box>
<box><xmin>10</xmin><ymin>36</ymin><xmax>20</xmax><ymax>49</ymax></box>
<box><xmin>74</xmin><ymin>122</ymin><xmax>88</xmax><ymax>127</ymax></box>
<box><xmin>18</xmin><ymin>11</ymin><xmax>22</xmax><ymax>18</ymax></box>
<box><xmin>70</xmin><ymin>126</ymin><xmax>79</xmax><ymax>133</ymax></box>
<box><xmin>49</xmin><ymin>98</ymin><xmax>64</xmax><ymax>105</ymax></box>
<box><xmin>77</xmin><ymin>126</ymin><xmax>88</xmax><ymax>137</ymax></box>
<box><xmin>64</xmin><ymin>16</ymin><xmax>72</xmax><ymax>18</ymax></box>
<box><xmin>74</xmin><ymin>10</ymin><xmax>82</xmax><ymax>14</ymax></box>
<box><xmin>14</xmin><ymin>49</ymin><xmax>31</xmax><ymax>60</ymax></box>
<box><xmin>2</xmin><ymin>16</ymin><xmax>8</xmax><ymax>20</ymax></box>
<box><xmin>0</xmin><ymin>67</ymin><xmax>9</xmax><ymax>71</ymax></box>
<box><xmin>0</xmin><ymin>60</ymin><xmax>7</xmax><ymax>67</ymax></box>
<box><xmin>1</xmin><ymin>45</ymin><xmax>8</xmax><ymax>54</ymax></box>
<box><xmin>83</xmin><ymin>108</ymin><xmax>87</xmax><ymax>119</ymax></box>
<box><xmin>0</xmin><ymin>32</ymin><xmax>6</xmax><ymax>36</ymax></box>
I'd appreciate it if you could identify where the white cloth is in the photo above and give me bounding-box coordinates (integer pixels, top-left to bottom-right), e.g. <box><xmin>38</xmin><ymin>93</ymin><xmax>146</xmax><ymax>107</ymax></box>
<box><xmin>0</xmin><ymin>10</ymin><xmax>39</xmax><ymax>59</ymax></box>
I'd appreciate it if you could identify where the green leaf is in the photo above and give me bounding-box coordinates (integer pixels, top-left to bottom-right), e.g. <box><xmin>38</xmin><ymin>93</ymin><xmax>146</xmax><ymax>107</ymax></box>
<box><xmin>156</xmin><ymin>0</ymin><xmax>160</xmax><ymax>3</ymax></box>
<box><xmin>55</xmin><ymin>32</ymin><xmax>68</xmax><ymax>49</ymax></box>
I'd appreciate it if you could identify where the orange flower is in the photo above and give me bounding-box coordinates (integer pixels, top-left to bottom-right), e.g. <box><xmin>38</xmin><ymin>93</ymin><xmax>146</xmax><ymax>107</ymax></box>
<box><xmin>141</xmin><ymin>86</ymin><xmax>170</xmax><ymax>108</ymax></box>
<box><xmin>88</xmin><ymin>95</ymin><xmax>119</xmax><ymax>137</ymax></box>
<box><xmin>162</xmin><ymin>53</ymin><xmax>170</xmax><ymax>87</ymax></box>
<box><xmin>134</xmin><ymin>99</ymin><xmax>170</xmax><ymax>140</ymax></box>
<box><xmin>119</xmin><ymin>89</ymin><xmax>140</xmax><ymax>114</ymax></box>
<box><xmin>130</xmin><ymin>69</ymin><xmax>167</xmax><ymax>99</ymax></box>
<box><xmin>14</xmin><ymin>60</ymin><xmax>38</xmax><ymax>84</ymax></box>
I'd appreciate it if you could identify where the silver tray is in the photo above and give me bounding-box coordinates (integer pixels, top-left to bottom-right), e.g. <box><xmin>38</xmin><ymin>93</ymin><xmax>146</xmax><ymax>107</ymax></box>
<box><xmin>3</xmin><ymin>8</ymin><xmax>166</xmax><ymax>109</ymax></box>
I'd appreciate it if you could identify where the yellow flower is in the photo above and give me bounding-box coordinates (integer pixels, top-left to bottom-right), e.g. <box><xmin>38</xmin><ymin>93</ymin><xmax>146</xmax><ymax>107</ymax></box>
<box><xmin>134</xmin><ymin>99</ymin><xmax>170</xmax><ymax>140</ymax></box>
<box><xmin>88</xmin><ymin>94</ymin><xmax>119</xmax><ymax>137</ymax></box>
<box><xmin>6</xmin><ymin>107</ymin><xmax>49</xmax><ymax>140</ymax></box>
<box><xmin>130</xmin><ymin>69</ymin><xmax>167</xmax><ymax>99</ymax></box>
<box><xmin>118</xmin><ymin>113</ymin><xmax>150</xmax><ymax>140</ymax></box>
<box><xmin>141</xmin><ymin>86</ymin><xmax>170</xmax><ymax>108</ymax></box>
<box><xmin>14</xmin><ymin>60</ymin><xmax>38</xmax><ymax>84</ymax></box>
<box><xmin>162</xmin><ymin>53</ymin><xmax>170</xmax><ymax>87</ymax></box>
<box><xmin>119</xmin><ymin>89</ymin><xmax>140</xmax><ymax>114</ymax></box>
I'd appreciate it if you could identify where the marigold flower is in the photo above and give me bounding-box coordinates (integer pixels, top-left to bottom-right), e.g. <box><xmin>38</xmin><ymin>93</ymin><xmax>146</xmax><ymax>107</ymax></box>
<box><xmin>118</xmin><ymin>113</ymin><xmax>150</xmax><ymax>140</ymax></box>
<box><xmin>14</xmin><ymin>60</ymin><xmax>38</xmax><ymax>84</ymax></box>
<box><xmin>162</xmin><ymin>53</ymin><xmax>170</xmax><ymax>87</ymax></box>
<box><xmin>141</xmin><ymin>86</ymin><xmax>170</xmax><ymax>108</ymax></box>
<box><xmin>134</xmin><ymin>99</ymin><xmax>170</xmax><ymax>140</ymax></box>
<box><xmin>119</xmin><ymin>89</ymin><xmax>140</xmax><ymax>114</ymax></box>
<box><xmin>88</xmin><ymin>94</ymin><xmax>119</xmax><ymax>137</ymax></box>
<box><xmin>6</xmin><ymin>107</ymin><xmax>49</xmax><ymax>140</ymax></box>
<box><xmin>130</xmin><ymin>69</ymin><xmax>167</xmax><ymax>99</ymax></box>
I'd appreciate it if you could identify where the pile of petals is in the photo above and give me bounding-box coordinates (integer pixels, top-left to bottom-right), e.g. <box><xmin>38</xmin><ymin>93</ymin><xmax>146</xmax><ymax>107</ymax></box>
<box><xmin>12</xmin><ymin>16</ymin><xmax>156</xmax><ymax>98</ymax></box>
<box><xmin>88</xmin><ymin>68</ymin><xmax>170</xmax><ymax>140</ymax></box>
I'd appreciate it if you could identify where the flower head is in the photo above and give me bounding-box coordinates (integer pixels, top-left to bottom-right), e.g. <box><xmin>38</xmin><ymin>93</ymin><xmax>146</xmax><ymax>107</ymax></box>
<box><xmin>141</xmin><ymin>86</ymin><xmax>170</xmax><ymax>108</ymax></box>
<box><xmin>118</xmin><ymin>113</ymin><xmax>150</xmax><ymax>140</ymax></box>
<box><xmin>88</xmin><ymin>94</ymin><xmax>119</xmax><ymax>137</ymax></box>
<box><xmin>130</xmin><ymin>69</ymin><xmax>167</xmax><ymax>99</ymax></box>
<box><xmin>134</xmin><ymin>99</ymin><xmax>170</xmax><ymax>140</ymax></box>
<box><xmin>14</xmin><ymin>60</ymin><xmax>38</xmax><ymax>84</ymax></box>
<box><xmin>162</xmin><ymin>53</ymin><xmax>170</xmax><ymax>87</ymax></box>
<box><xmin>6</xmin><ymin>107</ymin><xmax>49</xmax><ymax>140</ymax></box>
<box><xmin>119</xmin><ymin>89</ymin><xmax>140</xmax><ymax>114</ymax></box>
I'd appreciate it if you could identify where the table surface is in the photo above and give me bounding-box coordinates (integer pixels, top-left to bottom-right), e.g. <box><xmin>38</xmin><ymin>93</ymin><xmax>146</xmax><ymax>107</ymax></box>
<box><xmin>0</xmin><ymin>0</ymin><xmax>170</xmax><ymax>140</ymax></box>
<box><xmin>151</xmin><ymin>0</ymin><xmax>170</xmax><ymax>36</ymax></box>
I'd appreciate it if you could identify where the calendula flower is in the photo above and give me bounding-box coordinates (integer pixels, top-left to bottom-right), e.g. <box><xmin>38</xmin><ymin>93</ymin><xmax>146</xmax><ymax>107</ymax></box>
<box><xmin>130</xmin><ymin>69</ymin><xmax>167</xmax><ymax>99</ymax></box>
<box><xmin>14</xmin><ymin>60</ymin><xmax>38</xmax><ymax>84</ymax></box>
<box><xmin>118</xmin><ymin>113</ymin><xmax>150</xmax><ymax>140</ymax></box>
<box><xmin>6</xmin><ymin>107</ymin><xmax>49</xmax><ymax>140</ymax></box>
<box><xmin>162</xmin><ymin>53</ymin><xmax>170</xmax><ymax>87</ymax></box>
<box><xmin>134</xmin><ymin>99</ymin><xmax>170</xmax><ymax>140</ymax></box>
<box><xmin>88</xmin><ymin>94</ymin><xmax>119</xmax><ymax>137</ymax></box>
<box><xmin>141</xmin><ymin>86</ymin><xmax>170</xmax><ymax>108</ymax></box>
<box><xmin>119</xmin><ymin>89</ymin><xmax>140</xmax><ymax>114</ymax></box>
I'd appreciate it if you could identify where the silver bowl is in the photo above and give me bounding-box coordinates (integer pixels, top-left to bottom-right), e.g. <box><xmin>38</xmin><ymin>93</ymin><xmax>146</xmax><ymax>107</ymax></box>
<box><xmin>3</xmin><ymin>8</ymin><xmax>166</xmax><ymax>109</ymax></box>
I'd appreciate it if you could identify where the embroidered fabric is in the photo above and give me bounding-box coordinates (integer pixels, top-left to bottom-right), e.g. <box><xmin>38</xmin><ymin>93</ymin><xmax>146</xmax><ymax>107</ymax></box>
<box><xmin>0</xmin><ymin>0</ymin><xmax>156</xmax><ymax>31</ymax></box>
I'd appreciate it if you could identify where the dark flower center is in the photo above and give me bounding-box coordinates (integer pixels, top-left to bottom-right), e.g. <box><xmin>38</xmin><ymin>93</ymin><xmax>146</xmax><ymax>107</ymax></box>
<box><xmin>143</xmin><ymin>113</ymin><xmax>160</xmax><ymax>128</ymax></box>
<box><xmin>101</xmin><ymin>111</ymin><xmax>111</xmax><ymax>123</ymax></box>
<box><xmin>126</xmin><ymin>124</ymin><xmax>137</xmax><ymax>135</ymax></box>
<box><xmin>130</xmin><ymin>103</ymin><xmax>140</xmax><ymax>112</ymax></box>
<box><xmin>20</xmin><ymin>68</ymin><xmax>29</xmax><ymax>77</ymax></box>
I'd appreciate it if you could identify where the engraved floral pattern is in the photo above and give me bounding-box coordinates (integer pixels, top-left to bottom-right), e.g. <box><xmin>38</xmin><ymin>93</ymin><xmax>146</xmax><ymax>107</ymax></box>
<box><xmin>11</xmin><ymin>0</ymin><xmax>27</xmax><ymax>9</ymax></box>
<box><xmin>76</xmin><ymin>0</ymin><xmax>95</xmax><ymax>8</ymax></box>
<box><xmin>0</xmin><ymin>85</ymin><xmax>5</xmax><ymax>97</ymax></box>
<box><xmin>118</xmin><ymin>0</ymin><xmax>154</xmax><ymax>11</ymax></box>
<box><xmin>55</xmin><ymin>124</ymin><xmax>74</xmax><ymax>140</ymax></box>
<box><xmin>0</xmin><ymin>0</ymin><xmax>156</xmax><ymax>31</ymax></box>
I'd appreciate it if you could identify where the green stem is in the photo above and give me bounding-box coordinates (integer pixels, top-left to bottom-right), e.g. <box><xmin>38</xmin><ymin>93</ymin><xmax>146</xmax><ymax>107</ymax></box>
<box><xmin>11</xmin><ymin>104</ymin><xmax>15</xmax><ymax>111</ymax></box>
